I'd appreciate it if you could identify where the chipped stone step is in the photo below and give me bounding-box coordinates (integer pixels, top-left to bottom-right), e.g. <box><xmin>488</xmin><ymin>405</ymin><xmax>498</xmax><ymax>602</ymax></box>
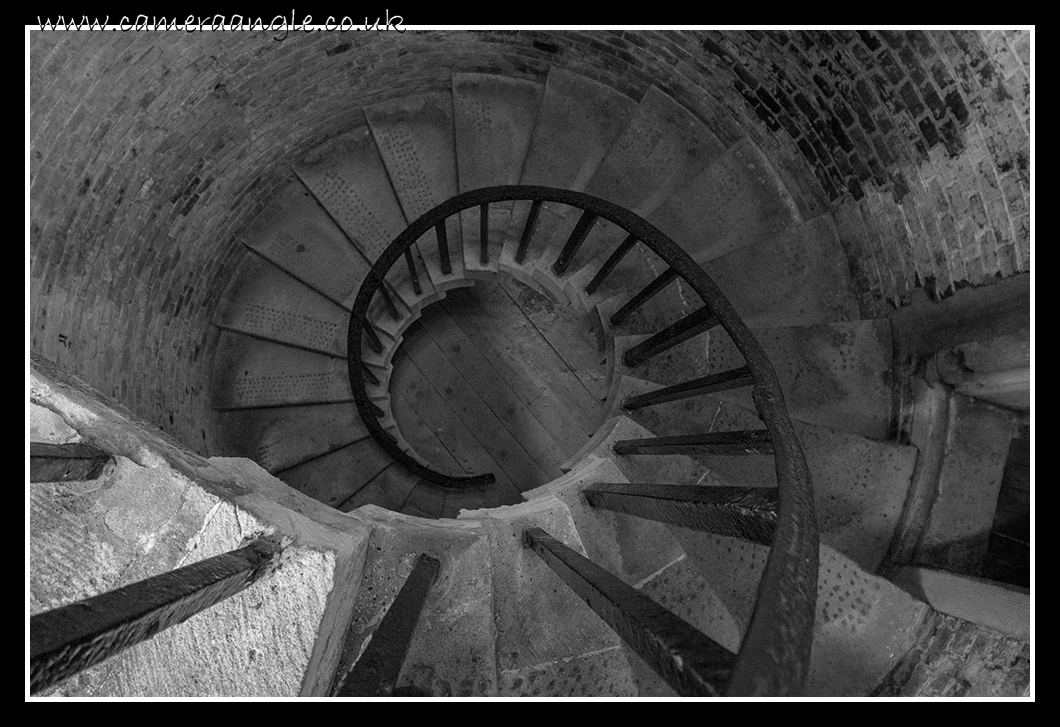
<box><xmin>913</xmin><ymin>393</ymin><xmax>1018</xmax><ymax>574</ymax></box>
<box><xmin>706</xmin><ymin>214</ymin><xmax>860</xmax><ymax>328</ymax></box>
<box><xmin>453</xmin><ymin>73</ymin><xmax>542</xmax><ymax>278</ymax></box>
<box><xmin>335</xmin><ymin>506</ymin><xmax>498</xmax><ymax>696</ymax></box>
<box><xmin>556</xmin><ymin>85</ymin><xmax>727</xmax><ymax>275</ymax></box>
<box><xmin>211</xmin><ymin>402</ymin><xmax>368</xmax><ymax>474</ymax></box>
<box><xmin>523</xmin><ymin>457</ymin><xmax>686</xmax><ymax>590</ymax></box>
<box><xmin>618</xmin><ymin>377</ymin><xmax>917</xmax><ymax>572</ymax></box>
<box><xmin>705</xmin><ymin>318</ymin><xmax>894</xmax><ymax>440</ymax></box>
<box><xmin>338</xmin><ymin>463</ymin><xmax>419</xmax><ymax>514</ymax></box>
<box><xmin>673</xmin><ymin>530</ymin><xmax>930</xmax><ymax>697</ymax></box>
<box><xmin>458</xmin><ymin>497</ymin><xmax>634</xmax><ymax>694</ymax></box>
<box><xmin>276</xmin><ymin>436</ymin><xmax>393</xmax><ymax>510</ymax></box>
<box><xmin>240</xmin><ymin>179</ymin><xmax>373</xmax><ymax>309</ymax></box>
<box><xmin>621</xmin><ymin>556</ymin><xmax>743</xmax><ymax>697</ymax></box>
<box><xmin>210</xmin><ymin>332</ymin><xmax>352</xmax><ymax>410</ymax></box>
<box><xmin>366</xmin><ymin>91</ymin><xmax>468</xmax><ymax>291</ymax></box>
<box><xmin>646</xmin><ymin>136</ymin><xmax>802</xmax><ymax>264</ymax></box>
<box><xmin>293</xmin><ymin>125</ymin><xmax>411</xmax><ymax>263</ymax></box>
<box><xmin>520</xmin><ymin>67</ymin><xmax>639</xmax><ymax>192</ymax></box>
<box><xmin>612</xmin><ymin>332</ymin><xmax>712</xmax><ymax>390</ymax></box>
<box><xmin>214</xmin><ymin>254</ymin><xmax>350</xmax><ymax>358</ymax></box>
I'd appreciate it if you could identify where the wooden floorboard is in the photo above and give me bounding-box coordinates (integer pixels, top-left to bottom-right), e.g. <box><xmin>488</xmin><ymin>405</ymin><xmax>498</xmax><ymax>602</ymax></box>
<box><xmin>460</xmin><ymin>283</ymin><xmax>604</xmax><ymax>434</ymax></box>
<box><xmin>441</xmin><ymin>292</ymin><xmax>597</xmax><ymax>448</ymax></box>
<box><xmin>421</xmin><ymin>302</ymin><xmax>571</xmax><ymax>473</ymax></box>
<box><xmin>399</xmin><ymin>327</ymin><xmax>554</xmax><ymax>491</ymax></box>
<box><xmin>390</xmin><ymin>346</ymin><xmax>523</xmax><ymax>500</ymax></box>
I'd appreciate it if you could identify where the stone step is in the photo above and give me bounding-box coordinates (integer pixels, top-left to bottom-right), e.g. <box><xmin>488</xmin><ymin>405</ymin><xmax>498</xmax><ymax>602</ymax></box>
<box><xmin>293</xmin><ymin>126</ymin><xmax>436</xmax><ymax>316</ymax></box>
<box><xmin>452</xmin><ymin>73</ymin><xmax>543</xmax><ymax>279</ymax></box>
<box><xmin>913</xmin><ymin>393</ymin><xmax>1018</xmax><ymax>575</ymax></box>
<box><xmin>365</xmin><ymin>91</ymin><xmax>467</xmax><ymax>292</ymax></box>
<box><xmin>705</xmin><ymin>318</ymin><xmax>894</xmax><ymax>440</ymax></box>
<box><xmin>673</xmin><ymin>531</ymin><xmax>929</xmax><ymax>696</ymax></box>
<box><xmin>612</xmin><ymin>331</ymin><xmax>712</xmax><ymax>390</ymax></box>
<box><xmin>211</xmin><ymin>402</ymin><xmax>368</xmax><ymax>474</ymax></box>
<box><xmin>646</xmin><ymin>136</ymin><xmax>802</xmax><ymax>264</ymax></box>
<box><xmin>335</xmin><ymin>506</ymin><xmax>499</xmax><ymax>696</ymax></box>
<box><xmin>238</xmin><ymin>179</ymin><xmax>372</xmax><ymax>310</ymax></box>
<box><xmin>499</xmin><ymin>67</ymin><xmax>637</xmax><ymax>276</ymax></box>
<box><xmin>210</xmin><ymin>331</ymin><xmax>351</xmax><ymax>410</ymax></box>
<box><xmin>459</xmin><ymin>497</ymin><xmax>639</xmax><ymax>696</ymax></box>
<box><xmin>706</xmin><ymin>214</ymin><xmax>861</xmax><ymax>328</ymax></box>
<box><xmin>213</xmin><ymin>253</ymin><xmax>349</xmax><ymax>358</ymax></box>
<box><xmin>617</xmin><ymin>376</ymin><xmax>917</xmax><ymax>573</ymax></box>
<box><xmin>276</xmin><ymin>437</ymin><xmax>393</xmax><ymax>510</ymax></box>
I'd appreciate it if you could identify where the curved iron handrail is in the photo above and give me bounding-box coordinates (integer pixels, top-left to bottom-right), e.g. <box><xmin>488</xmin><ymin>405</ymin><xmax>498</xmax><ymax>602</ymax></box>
<box><xmin>348</xmin><ymin>185</ymin><xmax>818</xmax><ymax>695</ymax></box>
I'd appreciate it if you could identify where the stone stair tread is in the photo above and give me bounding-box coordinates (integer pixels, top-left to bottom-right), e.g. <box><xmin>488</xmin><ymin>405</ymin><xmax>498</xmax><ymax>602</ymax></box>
<box><xmin>620</xmin><ymin>378</ymin><xmax>917</xmax><ymax>573</ymax></box>
<box><xmin>914</xmin><ymin>393</ymin><xmax>1018</xmax><ymax>575</ymax></box>
<box><xmin>276</xmin><ymin>437</ymin><xmax>392</xmax><ymax>510</ymax></box>
<box><xmin>705</xmin><ymin>318</ymin><xmax>894</xmax><ymax>440</ymax></box>
<box><xmin>673</xmin><ymin>529</ymin><xmax>930</xmax><ymax>696</ymax></box>
<box><xmin>647</xmin><ymin>136</ymin><xmax>802</xmax><ymax>264</ymax></box>
<box><xmin>239</xmin><ymin>180</ymin><xmax>372</xmax><ymax>309</ymax></box>
<box><xmin>335</xmin><ymin>507</ymin><xmax>498</xmax><ymax>696</ymax></box>
<box><xmin>452</xmin><ymin>73</ymin><xmax>542</xmax><ymax>278</ymax></box>
<box><xmin>525</xmin><ymin>457</ymin><xmax>687</xmax><ymax>589</ymax></box>
<box><xmin>214</xmin><ymin>254</ymin><xmax>349</xmax><ymax>358</ymax></box>
<box><xmin>707</xmin><ymin>214</ymin><xmax>861</xmax><ymax>328</ymax></box>
<box><xmin>210</xmin><ymin>332</ymin><xmax>351</xmax><ymax>410</ymax></box>
<box><xmin>292</xmin><ymin>126</ymin><xmax>410</xmax><ymax>262</ymax></box>
<box><xmin>365</xmin><ymin>90</ymin><xmax>467</xmax><ymax>292</ymax></box>
<box><xmin>457</xmin><ymin>497</ymin><xmax>632</xmax><ymax>692</ymax></box>
<box><xmin>888</xmin><ymin>565</ymin><xmax>1029</xmax><ymax>640</ymax></box>
<box><xmin>612</xmin><ymin>331</ymin><xmax>712</xmax><ymax>389</ymax></box>
<box><xmin>211</xmin><ymin>402</ymin><xmax>368</xmax><ymax>474</ymax></box>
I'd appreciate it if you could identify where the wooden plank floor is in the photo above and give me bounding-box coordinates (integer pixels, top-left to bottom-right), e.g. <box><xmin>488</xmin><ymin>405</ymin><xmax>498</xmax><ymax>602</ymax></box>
<box><xmin>388</xmin><ymin>279</ymin><xmax>607</xmax><ymax>493</ymax></box>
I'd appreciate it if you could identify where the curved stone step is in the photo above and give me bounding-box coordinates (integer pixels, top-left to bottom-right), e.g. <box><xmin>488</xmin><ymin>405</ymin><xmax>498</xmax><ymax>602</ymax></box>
<box><xmin>336</xmin><ymin>506</ymin><xmax>498</xmax><ymax>696</ymax></box>
<box><xmin>706</xmin><ymin>214</ymin><xmax>861</xmax><ymax>328</ymax></box>
<box><xmin>214</xmin><ymin>253</ymin><xmax>349</xmax><ymax>358</ymax></box>
<box><xmin>452</xmin><ymin>73</ymin><xmax>543</xmax><ymax>278</ymax></box>
<box><xmin>611</xmin><ymin>332</ymin><xmax>712</xmax><ymax>390</ymax></box>
<box><xmin>646</xmin><ymin>136</ymin><xmax>802</xmax><ymax>264</ymax></box>
<box><xmin>458</xmin><ymin>497</ymin><xmax>638</xmax><ymax>696</ymax></box>
<box><xmin>211</xmin><ymin>402</ymin><xmax>368</xmax><ymax>474</ymax></box>
<box><xmin>617</xmin><ymin>376</ymin><xmax>917</xmax><ymax>573</ymax></box>
<box><xmin>672</xmin><ymin>532</ymin><xmax>929</xmax><ymax>696</ymax></box>
<box><xmin>210</xmin><ymin>331</ymin><xmax>351</xmax><ymax>410</ymax></box>
<box><xmin>365</xmin><ymin>91</ymin><xmax>467</xmax><ymax>292</ymax></box>
<box><xmin>293</xmin><ymin>126</ymin><xmax>435</xmax><ymax>314</ymax></box>
<box><xmin>531</xmin><ymin>85</ymin><xmax>727</xmax><ymax>283</ymax></box>
<box><xmin>499</xmin><ymin>68</ymin><xmax>637</xmax><ymax>275</ymax></box>
<box><xmin>704</xmin><ymin>318</ymin><xmax>894</xmax><ymax>440</ymax></box>
<box><xmin>238</xmin><ymin>179</ymin><xmax>372</xmax><ymax>309</ymax></box>
<box><xmin>276</xmin><ymin>436</ymin><xmax>392</xmax><ymax>509</ymax></box>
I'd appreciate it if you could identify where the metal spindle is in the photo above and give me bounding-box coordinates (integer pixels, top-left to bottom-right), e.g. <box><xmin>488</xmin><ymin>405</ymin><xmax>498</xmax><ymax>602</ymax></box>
<box><xmin>585</xmin><ymin>233</ymin><xmax>638</xmax><ymax>295</ymax></box>
<box><xmin>30</xmin><ymin>442</ymin><xmax>110</xmax><ymax>483</ymax></box>
<box><xmin>403</xmin><ymin>249</ymin><xmax>422</xmax><ymax>295</ymax></box>
<box><xmin>524</xmin><ymin>527</ymin><xmax>734</xmax><ymax>696</ymax></box>
<box><xmin>551</xmin><ymin>210</ymin><xmax>598</xmax><ymax>275</ymax></box>
<box><xmin>435</xmin><ymin>220</ymin><xmax>451</xmax><ymax>275</ymax></box>
<box><xmin>336</xmin><ymin>554</ymin><xmax>441</xmax><ymax>696</ymax></box>
<box><xmin>611</xmin><ymin>268</ymin><xmax>680</xmax><ymax>326</ymax></box>
<box><xmin>515</xmin><ymin>199</ymin><xmax>543</xmax><ymax>263</ymax></box>
<box><xmin>31</xmin><ymin>537</ymin><xmax>283</xmax><ymax>694</ymax></box>
<box><xmin>613</xmin><ymin>430</ymin><xmax>773</xmax><ymax>456</ymax></box>
<box><xmin>623</xmin><ymin>366</ymin><xmax>754</xmax><ymax>410</ymax></box>
<box><xmin>584</xmin><ymin>483</ymin><xmax>778</xmax><ymax>546</ymax></box>
<box><xmin>479</xmin><ymin>203</ymin><xmax>489</xmax><ymax>265</ymax></box>
<box><xmin>623</xmin><ymin>307</ymin><xmax>718</xmax><ymax>367</ymax></box>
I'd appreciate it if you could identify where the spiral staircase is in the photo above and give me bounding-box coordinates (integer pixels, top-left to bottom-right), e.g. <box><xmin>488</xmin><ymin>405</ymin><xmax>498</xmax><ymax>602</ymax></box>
<box><xmin>29</xmin><ymin>67</ymin><xmax>1030</xmax><ymax>698</ymax></box>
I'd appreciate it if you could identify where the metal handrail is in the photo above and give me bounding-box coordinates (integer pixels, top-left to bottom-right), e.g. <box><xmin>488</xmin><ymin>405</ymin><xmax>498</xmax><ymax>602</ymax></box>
<box><xmin>347</xmin><ymin>185</ymin><xmax>819</xmax><ymax>696</ymax></box>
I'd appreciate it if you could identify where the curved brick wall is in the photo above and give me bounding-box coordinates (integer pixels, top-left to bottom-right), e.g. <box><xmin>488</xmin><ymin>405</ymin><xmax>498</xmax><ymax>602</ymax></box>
<box><xmin>29</xmin><ymin>29</ymin><xmax>1030</xmax><ymax>452</ymax></box>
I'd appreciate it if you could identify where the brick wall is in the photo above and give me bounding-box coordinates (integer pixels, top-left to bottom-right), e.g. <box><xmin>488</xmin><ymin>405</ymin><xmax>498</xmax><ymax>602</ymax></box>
<box><xmin>29</xmin><ymin>29</ymin><xmax>1030</xmax><ymax>450</ymax></box>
